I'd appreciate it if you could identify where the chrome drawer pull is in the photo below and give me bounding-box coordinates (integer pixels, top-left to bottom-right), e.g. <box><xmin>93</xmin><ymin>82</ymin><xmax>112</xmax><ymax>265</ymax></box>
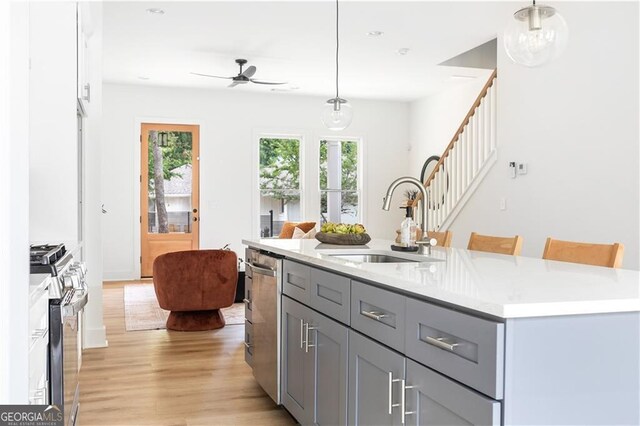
<box><xmin>361</xmin><ymin>310</ymin><xmax>388</xmax><ymax>321</ymax></box>
<box><xmin>243</xmin><ymin>341</ymin><xmax>252</xmax><ymax>349</ymax></box>
<box><xmin>300</xmin><ymin>319</ymin><xmax>305</xmax><ymax>349</ymax></box>
<box><xmin>425</xmin><ymin>336</ymin><xmax>459</xmax><ymax>351</ymax></box>
<box><xmin>243</xmin><ymin>298</ymin><xmax>252</xmax><ymax>309</ymax></box>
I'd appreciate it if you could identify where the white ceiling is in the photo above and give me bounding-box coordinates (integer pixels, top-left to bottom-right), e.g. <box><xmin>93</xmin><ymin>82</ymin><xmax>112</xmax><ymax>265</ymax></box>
<box><xmin>103</xmin><ymin>1</ymin><xmax>514</xmax><ymax>101</ymax></box>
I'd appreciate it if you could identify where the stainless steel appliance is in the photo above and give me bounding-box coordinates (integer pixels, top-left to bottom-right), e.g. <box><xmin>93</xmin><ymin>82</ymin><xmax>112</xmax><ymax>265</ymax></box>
<box><xmin>30</xmin><ymin>244</ymin><xmax>88</xmax><ymax>426</ymax></box>
<box><xmin>245</xmin><ymin>248</ymin><xmax>282</xmax><ymax>404</ymax></box>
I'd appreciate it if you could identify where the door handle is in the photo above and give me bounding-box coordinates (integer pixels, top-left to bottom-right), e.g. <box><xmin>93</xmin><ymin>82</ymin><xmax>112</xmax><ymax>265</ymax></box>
<box><xmin>400</xmin><ymin>380</ymin><xmax>416</xmax><ymax>424</ymax></box>
<box><xmin>388</xmin><ymin>372</ymin><xmax>401</xmax><ymax>415</ymax></box>
<box><xmin>304</xmin><ymin>322</ymin><xmax>316</xmax><ymax>353</ymax></box>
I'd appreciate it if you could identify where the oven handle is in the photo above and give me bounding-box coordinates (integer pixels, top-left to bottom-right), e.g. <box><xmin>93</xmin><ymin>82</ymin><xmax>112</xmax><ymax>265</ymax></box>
<box><xmin>63</xmin><ymin>290</ymin><xmax>89</xmax><ymax>317</ymax></box>
<box><xmin>246</xmin><ymin>262</ymin><xmax>277</xmax><ymax>277</ymax></box>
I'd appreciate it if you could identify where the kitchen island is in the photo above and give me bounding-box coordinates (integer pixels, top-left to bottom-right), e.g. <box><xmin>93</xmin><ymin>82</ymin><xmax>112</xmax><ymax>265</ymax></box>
<box><xmin>242</xmin><ymin>238</ymin><xmax>640</xmax><ymax>425</ymax></box>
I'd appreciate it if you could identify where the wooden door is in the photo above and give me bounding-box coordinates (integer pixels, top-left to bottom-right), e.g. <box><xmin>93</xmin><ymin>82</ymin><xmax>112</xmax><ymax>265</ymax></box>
<box><xmin>140</xmin><ymin>123</ymin><xmax>199</xmax><ymax>277</ymax></box>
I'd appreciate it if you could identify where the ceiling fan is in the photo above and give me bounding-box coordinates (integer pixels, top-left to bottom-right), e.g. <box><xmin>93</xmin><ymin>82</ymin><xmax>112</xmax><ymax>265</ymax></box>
<box><xmin>191</xmin><ymin>58</ymin><xmax>287</xmax><ymax>88</ymax></box>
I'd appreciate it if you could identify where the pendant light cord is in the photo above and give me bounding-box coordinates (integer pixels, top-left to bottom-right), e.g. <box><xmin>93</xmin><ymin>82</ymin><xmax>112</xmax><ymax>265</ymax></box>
<box><xmin>335</xmin><ymin>0</ymin><xmax>340</xmax><ymax>99</ymax></box>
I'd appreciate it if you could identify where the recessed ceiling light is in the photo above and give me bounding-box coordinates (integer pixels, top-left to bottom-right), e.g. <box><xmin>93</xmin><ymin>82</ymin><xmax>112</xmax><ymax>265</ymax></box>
<box><xmin>146</xmin><ymin>8</ymin><xmax>165</xmax><ymax>15</ymax></box>
<box><xmin>137</xmin><ymin>76</ymin><xmax>150</xmax><ymax>80</ymax></box>
<box><xmin>367</xmin><ymin>31</ymin><xmax>384</xmax><ymax>37</ymax></box>
<box><xmin>396</xmin><ymin>48</ymin><xmax>410</xmax><ymax>56</ymax></box>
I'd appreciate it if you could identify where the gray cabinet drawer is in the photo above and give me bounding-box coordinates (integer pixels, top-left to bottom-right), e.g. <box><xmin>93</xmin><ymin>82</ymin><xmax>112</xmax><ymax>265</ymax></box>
<box><xmin>405</xmin><ymin>297</ymin><xmax>505</xmax><ymax>399</ymax></box>
<box><xmin>244</xmin><ymin>320</ymin><xmax>254</xmax><ymax>366</ymax></box>
<box><xmin>406</xmin><ymin>359</ymin><xmax>501</xmax><ymax>425</ymax></box>
<box><xmin>283</xmin><ymin>260</ymin><xmax>311</xmax><ymax>304</ymax></box>
<box><xmin>351</xmin><ymin>281</ymin><xmax>406</xmax><ymax>353</ymax></box>
<box><xmin>309</xmin><ymin>268</ymin><xmax>351</xmax><ymax>325</ymax></box>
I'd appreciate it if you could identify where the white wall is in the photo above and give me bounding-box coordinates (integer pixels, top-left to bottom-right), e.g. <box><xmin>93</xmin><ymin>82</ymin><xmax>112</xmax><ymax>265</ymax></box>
<box><xmin>409</xmin><ymin>75</ymin><xmax>491</xmax><ymax>174</ymax></box>
<box><xmin>29</xmin><ymin>2</ymin><xmax>78</xmax><ymax>243</ymax></box>
<box><xmin>81</xmin><ymin>2</ymin><xmax>107</xmax><ymax>349</ymax></box>
<box><xmin>102</xmin><ymin>85</ymin><xmax>409</xmax><ymax>279</ymax></box>
<box><xmin>410</xmin><ymin>3</ymin><xmax>640</xmax><ymax>270</ymax></box>
<box><xmin>0</xmin><ymin>1</ymin><xmax>30</xmax><ymax>403</ymax></box>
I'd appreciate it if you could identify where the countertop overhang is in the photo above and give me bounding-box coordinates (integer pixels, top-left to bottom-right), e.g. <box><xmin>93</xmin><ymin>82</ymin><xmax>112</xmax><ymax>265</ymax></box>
<box><xmin>243</xmin><ymin>238</ymin><xmax>640</xmax><ymax>319</ymax></box>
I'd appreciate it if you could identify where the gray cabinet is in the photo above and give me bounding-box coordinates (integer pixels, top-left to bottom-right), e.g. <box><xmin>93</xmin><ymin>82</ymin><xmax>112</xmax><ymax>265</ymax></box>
<box><xmin>405</xmin><ymin>359</ymin><xmax>501</xmax><ymax>426</ymax></box>
<box><xmin>351</xmin><ymin>280</ymin><xmax>406</xmax><ymax>353</ymax></box>
<box><xmin>348</xmin><ymin>330</ymin><xmax>405</xmax><ymax>426</ymax></box>
<box><xmin>283</xmin><ymin>260</ymin><xmax>311</xmax><ymax>304</ymax></box>
<box><xmin>282</xmin><ymin>295</ymin><xmax>349</xmax><ymax>425</ymax></box>
<box><xmin>309</xmin><ymin>268</ymin><xmax>351</xmax><ymax>325</ymax></box>
<box><xmin>282</xmin><ymin>296</ymin><xmax>314</xmax><ymax>423</ymax></box>
<box><xmin>405</xmin><ymin>297</ymin><xmax>504</xmax><ymax>399</ymax></box>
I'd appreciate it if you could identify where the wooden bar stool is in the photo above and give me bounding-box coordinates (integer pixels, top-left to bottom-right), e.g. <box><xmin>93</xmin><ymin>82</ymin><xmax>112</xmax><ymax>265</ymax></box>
<box><xmin>467</xmin><ymin>232</ymin><xmax>523</xmax><ymax>255</ymax></box>
<box><xmin>542</xmin><ymin>238</ymin><xmax>624</xmax><ymax>268</ymax></box>
<box><xmin>428</xmin><ymin>230</ymin><xmax>453</xmax><ymax>248</ymax></box>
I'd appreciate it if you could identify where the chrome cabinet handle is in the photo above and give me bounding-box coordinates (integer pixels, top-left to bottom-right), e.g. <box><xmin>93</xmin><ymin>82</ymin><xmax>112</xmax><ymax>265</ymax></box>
<box><xmin>388</xmin><ymin>372</ymin><xmax>401</xmax><ymax>415</ymax></box>
<box><xmin>246</xmin><ymin>263</ymin><xmax>276</xmax><ymax>277</ymax></box>
<box><xmin>243</xmin><ymin>341</ymin><xmax>252</xmax><ymax>349</ymax></box>
<box><xmin>401</xmin><ymin>381</ymin><xmax>417</xmax><ymax>424</ymax></box>
<box><xmin>243</xmin><ymin>298</ymin><xmax>252</xmax><ymax>309</ymax></box>
<box><xmin>304</xmin><ymin>322</ymin><xmax>316</xmax><ymax>353</ymax></box>
<box><xmin>361</xmin><ymin>310</ymin><xmax>388</xmax><ymax>321</ymax></box>
<box><xmin>300</xmin><ymin>319</ymin><xmax>305</xmax><ymax>349</ymax></box>
<box><xmin>425</xmin><ymin>336</ymin><xmax>459</xmax><ymax>351</ymax></box>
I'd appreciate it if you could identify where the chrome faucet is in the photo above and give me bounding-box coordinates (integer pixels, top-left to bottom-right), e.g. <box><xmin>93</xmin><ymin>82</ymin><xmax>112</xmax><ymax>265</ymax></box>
<box><xmin>382</xmin><ymin>176</ymin><xmax>435</xmax><ymax>254</ymax></box>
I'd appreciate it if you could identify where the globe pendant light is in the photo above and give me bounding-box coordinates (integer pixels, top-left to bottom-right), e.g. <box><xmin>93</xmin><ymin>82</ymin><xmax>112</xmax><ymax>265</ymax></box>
<box><xmin>321</xmin><ymin>0</ymin><xmax>353</xmax><ymax>131</ymax></box>
<box><xmin>504</xmin><ymin>0</ymin><xmax>568</xmax><ymax>67</ymax></box>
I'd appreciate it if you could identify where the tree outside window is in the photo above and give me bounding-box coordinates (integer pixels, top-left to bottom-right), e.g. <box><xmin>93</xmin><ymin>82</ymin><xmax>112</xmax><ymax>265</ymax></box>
<box><xmin>259</xmin><ymin>138</ymin><xmax>301</xmax><ymax>237</ymax></box>
<box><xmin>320</xmin><ymin>139</ymin><xmax>359</xmax><ymax>224</ymax></box>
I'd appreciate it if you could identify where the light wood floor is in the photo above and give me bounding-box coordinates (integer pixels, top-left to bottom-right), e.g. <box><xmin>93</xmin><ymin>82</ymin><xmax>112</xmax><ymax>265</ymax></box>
<box><xmin>79</xmin><ymin>281</ymin><xmax>295</xmax><ymax>426</ymax></box>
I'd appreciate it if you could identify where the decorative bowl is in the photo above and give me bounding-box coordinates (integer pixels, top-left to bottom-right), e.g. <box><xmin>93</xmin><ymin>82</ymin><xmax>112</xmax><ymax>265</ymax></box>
<box><xmin>315</xmin><ymin>232</ymin><xmax>371</xmax><ymax>245</ymax></box>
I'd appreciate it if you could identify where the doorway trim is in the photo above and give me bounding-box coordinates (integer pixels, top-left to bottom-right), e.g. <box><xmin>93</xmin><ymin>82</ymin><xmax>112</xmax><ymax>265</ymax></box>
<box><xmin>133</xmin><ymin>117</ymin><xmax>202</xmax><ymax>279</ymax></box>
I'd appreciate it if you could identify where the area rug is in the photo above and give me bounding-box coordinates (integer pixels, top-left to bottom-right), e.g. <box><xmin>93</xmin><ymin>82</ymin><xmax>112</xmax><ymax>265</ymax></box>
<box><xmin>124</xmin><ymin>284</ymin><xmax>245</xmax><ymax>331</ymax></box>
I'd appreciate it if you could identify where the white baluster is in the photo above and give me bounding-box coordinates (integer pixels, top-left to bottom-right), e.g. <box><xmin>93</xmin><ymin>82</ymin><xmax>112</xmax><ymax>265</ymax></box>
<box><xmin>478</xmin><ymin>103</ymin><xmax>485</xmax><ymax>165</ymax></box>
<box><xmin>445</xmin><ymin>154</ymin><xmax>451</xmax><ymax>218</ymax></box>
<box><xmin>491</xmin><ymin>83</ymin><xmax>497</xmax><ymax>151</ymax></box>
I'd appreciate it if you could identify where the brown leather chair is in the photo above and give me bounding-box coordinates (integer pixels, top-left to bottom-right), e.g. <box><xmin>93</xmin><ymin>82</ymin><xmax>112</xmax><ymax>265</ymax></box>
<box><xmin>153</xmin><ymin>250</ymin><xmax>238</xmax><ymax>331</ymax></box>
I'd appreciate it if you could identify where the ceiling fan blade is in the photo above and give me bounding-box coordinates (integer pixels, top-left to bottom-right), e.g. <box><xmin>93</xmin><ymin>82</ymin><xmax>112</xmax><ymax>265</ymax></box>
<box><xmin>241</xmin><ymin>65</ymin><xmax>257</xmax><ymax>78</ymax></box>
<box><xmin>250</xmin><ymin>79</ymin><xmax>288</xmax><ymax>85</ymax></box>
<box><xmin>190</xmin><ymin>72</ymin><xmax>232</xmax><ymax>80</ymax></box>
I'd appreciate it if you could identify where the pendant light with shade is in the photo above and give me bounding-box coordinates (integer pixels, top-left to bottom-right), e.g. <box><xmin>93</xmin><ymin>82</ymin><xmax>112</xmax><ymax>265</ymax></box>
<box><xmin>321</xmin><ymin>0</ymin><xmax>353</xmax><ymax>131</ymax></box>
<box><xmin>503</xmin><ymin>0</ymin><xmax>568</xmax><ymax>67</ymax></box>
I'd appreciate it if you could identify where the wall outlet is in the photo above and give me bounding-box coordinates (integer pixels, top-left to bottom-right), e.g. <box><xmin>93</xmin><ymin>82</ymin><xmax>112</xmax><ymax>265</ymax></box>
<box><xmin>500</xmin><ymin>197</ymin><xmax>507</xmax><ymax>211</ymax></box>
<box><xmin>517</xmin><ymin>163</ymin><xmax>528</xmax><ymax>175</ymax></box>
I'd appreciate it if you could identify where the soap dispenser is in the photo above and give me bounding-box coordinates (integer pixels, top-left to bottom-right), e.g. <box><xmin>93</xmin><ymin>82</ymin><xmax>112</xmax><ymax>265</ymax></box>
<box><xmin>400</xmin><ymin>206</ymin><xmax>417</xmax><ymax>247</ymax></box>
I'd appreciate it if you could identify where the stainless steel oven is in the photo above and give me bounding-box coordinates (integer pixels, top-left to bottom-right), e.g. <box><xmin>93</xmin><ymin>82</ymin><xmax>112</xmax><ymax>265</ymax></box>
<box><xmin>245</xmin><ymin>248</ymin><xmax>282</xmax><ymax>404</ymax></box>
<box><xmin>31</xmin><ymin>244</ymin><xmax>87</xmax><ymax>426</ymax></box>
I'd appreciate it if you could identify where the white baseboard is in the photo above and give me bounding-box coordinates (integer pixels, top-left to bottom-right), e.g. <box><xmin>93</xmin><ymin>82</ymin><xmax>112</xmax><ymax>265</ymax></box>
<box><xmin>84</xmin><ymin>325</ymin><xmax>108</xmax><ymax>349</ymax></box>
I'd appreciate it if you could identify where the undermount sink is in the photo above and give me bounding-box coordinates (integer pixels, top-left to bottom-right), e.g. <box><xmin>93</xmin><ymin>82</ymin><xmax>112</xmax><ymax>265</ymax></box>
<box><xmin>328</xmin><ymin>253</ymin><xmax>419</xmax><ymax>263</ymax></box>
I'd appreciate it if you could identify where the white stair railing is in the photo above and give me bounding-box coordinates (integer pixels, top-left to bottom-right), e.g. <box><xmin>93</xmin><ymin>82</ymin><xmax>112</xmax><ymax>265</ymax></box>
<box><xmin>417</xmin><ymin>70</ymin><xmax>498</xmax><ymax>232</ymax></box>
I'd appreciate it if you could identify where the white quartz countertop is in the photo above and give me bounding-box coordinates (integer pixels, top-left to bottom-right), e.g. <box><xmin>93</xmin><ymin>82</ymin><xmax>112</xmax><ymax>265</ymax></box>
<box><xmin>243</xmin><ymin>238</ymin><xmax>640</xmax><ymax>319</ymax></box>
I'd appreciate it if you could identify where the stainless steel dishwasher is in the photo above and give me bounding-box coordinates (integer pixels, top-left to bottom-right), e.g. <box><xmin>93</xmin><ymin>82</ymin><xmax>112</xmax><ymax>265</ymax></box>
<box><xmin>245</xmin><ymin>248</ymin><xmax>282</xmax><ymax>404</ymax></box>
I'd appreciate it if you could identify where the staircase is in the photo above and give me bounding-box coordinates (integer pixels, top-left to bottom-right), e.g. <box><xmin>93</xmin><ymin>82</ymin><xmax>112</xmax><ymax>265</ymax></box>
<box><xmin>416</xmin><ymin>69</ymin><xmax>498</xmax><ymax>232</ymax></box>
